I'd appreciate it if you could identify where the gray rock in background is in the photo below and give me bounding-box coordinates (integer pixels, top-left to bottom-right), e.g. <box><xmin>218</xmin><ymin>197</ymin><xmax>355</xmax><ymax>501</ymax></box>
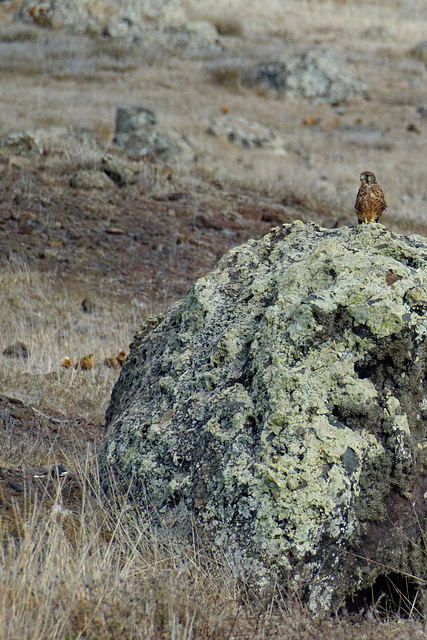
<box><xmin>411</xmin><ymin>40</ymin><xmax>427</xmax><ymax>65</ymax></box>
<box><xmin>99</xmin><ymin>221</ymin><xmax>427</xmax><ymax>611</ymax></box>
<box><xmin>162</xmin><ymin>20</ymin><xmax>222</xmax><ymax>56</ymax></box>
<box><xmin>1</xmin><ymin>131</ymin><xmax>43</xmax><ymax>156</ymax></box>
<box><xmin>112</xmin><ymin>104</ymin><xmax>193</xmax><ymax>161</ymax></box>
<box><xmin>16</xmin><ymin>0</ymin><xmax>90</xmax><ymax>29</ymax></box>
<box><xmin>207</xmin><ymin>115</ymin><xmax>287</xmax><ymax>154</ymax></box>
<box><xmin>15</xmin><ymin>0</ymin><xmax>176</xmax><ymax>35</ymax></box>
<box><xmin>247</xmin><ymin>48</ymin><xmax>369</xmax><ymax>104</ymax></box>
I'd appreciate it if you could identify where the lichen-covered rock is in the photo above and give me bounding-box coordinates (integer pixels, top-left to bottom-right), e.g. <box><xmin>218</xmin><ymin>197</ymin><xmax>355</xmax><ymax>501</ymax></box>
<box><xmin>16</xmin><ymin>0</ymin><xmax>90</xmax><ymax>29</ymax></box>
<box><xmin>162</xmin><ymin>21</ymin><xmax>222</xmax><ymax>56</ymax></box>
<box><xmin>1</xmin><ymin>131</ymin><xmax>43</xmax><ymax>156</ymax></box>
<box><xmin>99</xmin><ymin>221</ymin><xmax>427</xmax><ymax>611</ymax></box>
<box><xmin>112</xmin><ymin>105</ymin><xmax>192</xmax><ymax>161</ymax></box>
<box><xmin>15</xmin><ymin>0</ymin><xmax>181</xmax><ymax>35</ymax></box>
<box><xmin>247</xmin><ymin>48</ymin><xmax>369</xmax><ymax>104</ymax></box>
<box><xmin>206</xmin><ymin>115</ymin><xmax>286</xmax><ymax>154</ymax></box>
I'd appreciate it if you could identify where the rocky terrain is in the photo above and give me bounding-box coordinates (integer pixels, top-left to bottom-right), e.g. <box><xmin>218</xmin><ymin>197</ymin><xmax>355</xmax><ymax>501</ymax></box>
<box><xmin>2</xmin><ymin>0</ymin><xmax>427</xmax><ymax>637</ymax></box>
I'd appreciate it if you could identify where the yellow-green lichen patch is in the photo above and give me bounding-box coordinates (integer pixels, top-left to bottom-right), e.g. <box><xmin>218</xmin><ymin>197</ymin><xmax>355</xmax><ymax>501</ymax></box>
<box><xmin>100</xmin><ymin>222</ymin><xmax>427</xmax><ymax>611</ymax></box>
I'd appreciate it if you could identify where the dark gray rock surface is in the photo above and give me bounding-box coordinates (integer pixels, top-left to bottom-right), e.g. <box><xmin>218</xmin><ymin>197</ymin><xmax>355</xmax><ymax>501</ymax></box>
<box><xmin>247</xmin><ymin>48</ymin><xmax>369</xmax><ymax>104</ymax></box>
<box><xmin>112</xmin><ymin>105</ymin><xmax>192</xmax><ymax>161</ymax></box>
<box><xmin>100</xmin><ymin>221</ymin><xmax>427</xmax><ymax>610</ymax></box>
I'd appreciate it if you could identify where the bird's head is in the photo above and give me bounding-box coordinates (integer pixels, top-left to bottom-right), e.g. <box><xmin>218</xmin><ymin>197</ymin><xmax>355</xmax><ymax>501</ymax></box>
<box><xmin>360</xmin><ymin>171</ymin><xmax>377</xmax><ymax>185</ymax></box>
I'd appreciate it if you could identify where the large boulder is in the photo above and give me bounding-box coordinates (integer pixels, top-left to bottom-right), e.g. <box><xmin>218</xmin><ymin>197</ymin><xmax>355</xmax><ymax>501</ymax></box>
<box><xmin>99</xmin><ymin>221</ymin><xmax>427</xmax><ymax>611</ymax></box>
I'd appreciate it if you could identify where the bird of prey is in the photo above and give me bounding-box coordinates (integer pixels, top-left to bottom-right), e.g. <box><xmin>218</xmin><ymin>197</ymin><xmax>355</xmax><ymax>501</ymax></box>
<box><xmin>355</xmin><ymin>171</ymin><xmax>387</xmax><ymax>224</ymax></box>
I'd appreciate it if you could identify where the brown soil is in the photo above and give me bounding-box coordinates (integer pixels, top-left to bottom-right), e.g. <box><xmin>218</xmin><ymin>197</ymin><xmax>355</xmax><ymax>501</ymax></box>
<box><xmin>0</xmin><ymin>164</ymin><xmax>311</xmax><ymax>303</ymax></box>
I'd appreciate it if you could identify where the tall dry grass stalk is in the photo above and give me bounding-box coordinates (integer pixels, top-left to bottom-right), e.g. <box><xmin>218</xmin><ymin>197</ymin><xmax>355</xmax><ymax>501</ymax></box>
<box><xmin>1</xmin><ymin>452</ymin><xmax>425</xmax><ymax>639</ymax></box>
<box><xmin>0</xmin><ymin>451</ymin><xmax>240</xmax><ymax>640</ymax></box>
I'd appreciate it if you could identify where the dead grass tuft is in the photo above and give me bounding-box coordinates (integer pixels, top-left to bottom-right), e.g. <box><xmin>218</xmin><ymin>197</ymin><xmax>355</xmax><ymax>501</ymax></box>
<box><xmin>0</xmin><ymin>452</ymin><xmax>241</xmax><ymax>639</ymax></box>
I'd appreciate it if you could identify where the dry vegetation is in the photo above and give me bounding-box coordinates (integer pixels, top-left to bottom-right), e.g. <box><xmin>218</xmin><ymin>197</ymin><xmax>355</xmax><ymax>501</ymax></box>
<box><xmin>2</xmin><ymin>452</ymin><xmax>426</xmax><ymax>639</ymax></box>
<box><xmin>1</xmin><ymin>0</ymin><xmax>427</xmax><ymax>636</ymax></box>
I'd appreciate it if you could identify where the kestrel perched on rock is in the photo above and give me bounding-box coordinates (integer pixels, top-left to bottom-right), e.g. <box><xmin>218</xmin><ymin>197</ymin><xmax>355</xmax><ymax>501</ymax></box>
<box><xmin>355</xmin><ymin>171</ymin><xmax>387</xmax><ymax>224</ymax></box>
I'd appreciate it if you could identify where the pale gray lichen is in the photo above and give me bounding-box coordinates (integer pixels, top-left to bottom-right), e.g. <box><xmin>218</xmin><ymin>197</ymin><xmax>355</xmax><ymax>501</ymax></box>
<box><xmin>100</xmin><ymin>221</ymin><xmax>427</xmax><ymax>610</ymax></box>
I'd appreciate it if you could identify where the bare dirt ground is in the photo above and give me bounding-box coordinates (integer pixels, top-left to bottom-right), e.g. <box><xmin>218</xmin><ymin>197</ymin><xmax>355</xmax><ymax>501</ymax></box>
<box><xmin>1</xmin><ymin>0</ymin><xmax>427</xmax><ymax>636</ymax></box>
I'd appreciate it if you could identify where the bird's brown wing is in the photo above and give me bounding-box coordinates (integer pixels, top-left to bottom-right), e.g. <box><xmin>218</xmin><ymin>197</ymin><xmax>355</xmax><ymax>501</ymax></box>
<box><xmin>355</xmin><ymin>183</ymin><xmax>387</xmax><ymax>223</ymax></box>
<box><xmin>370</xmin><ymin>183</ymin><xmax>387</xmax><ymax>219</ymax></box>
<box><xmin>355</xmin><ymin>184</ymin><xmax>369</xmax><ymax>221</ymax></box>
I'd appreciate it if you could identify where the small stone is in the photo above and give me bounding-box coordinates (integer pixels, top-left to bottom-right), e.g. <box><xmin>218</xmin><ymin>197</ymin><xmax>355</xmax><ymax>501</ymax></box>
<box><xmin>100</xmin><ymin>154</ymin><xmax>135</xmax><ymax>187</ymax></box>
<box><xmin>8</xmin><ymin>481</ymin><xmax>23</xmax><ymax>493</ymax></box>
<box><xmin>407</xmin><ymin>123</ymin><xmax>421</xmax><ymax>134</ymax></box>
<box><xmin>3</xmin><ymin>342</ymin><xmax>29</xmax><ymax>358</ymax></box>
<box><xmin>51</xmin><ymin>503</ymin><xmax>73</xmax><ymax>518</ymax></box>
<box><xmin>50</xmin><ymin>464</ymin><xmax>68</xmax><ymax>479</ymax></box>
<box><xmin>70</xmin><ymin>170</ymin><xmax>114</xmax><ymax>190</ymax></box>
<box><xmin>81</xmin><ymin>298</ymin><xmax>96</xmax><ymax>313</ymax></box>
<box><xmin>245</xmin><ymin>48</ymin><xmax>369</xmax><ymax>104</ymax></box>
<box><xmin>1</xmin><ymin>131</ymin><xmax>43</xmax><ymax>156</ymax></box>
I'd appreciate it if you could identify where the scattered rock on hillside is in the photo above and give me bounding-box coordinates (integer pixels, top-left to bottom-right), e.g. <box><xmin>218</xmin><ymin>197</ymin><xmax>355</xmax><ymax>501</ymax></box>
<box><xmin>81</xmin><ymin>297</ymin><xmax>96</xmax><ymax>313</ymax></box>
<box><xmin>70</xmin><ymin>170</ymin><xmax>114</xmax><ymax>190</ymax></box>
<box><xmin>207</xmin><ymin>115</ymin><xmax>286</xmax><ymax>154</ymax></box>
<box><xmin>16</xmin><ymin>0</ymin><xmax>90</xmax><ymax>29</ymax></box>
<box><xmin>411</xmin><ymin>40</ymin><xmax>427</xmax><ymax>65</ymax></box>
<box><xmin>1</xmin><ymin>126</ymin><xmax>101</xmax><ymax>163</ymax></box>
<box><xmin>245</xmin><ymin>48</ymin><xmax>368</xmax><ymax>104</ymax></box>
<box><xmin>100</xmin><ymin>221</ymin><xmax>427</xmax><ymax>611</ymax></box>
<box><xmin>101</xmin><ymin>14</ymin><xmax>143</xmax><ymax>40</ymax></box>
<box><xmin>362</xmin><ymin>25</ymin><xmax>392</xmax><ymax>41</ymax></box>
<box><xmin>99</xmin><ymin>153</ymin><xmax>136</xmax><ymax>187</ymax></box>
<box><xmin>112</xmin><ymin>105</ymin><xmax>192</xmax><ymax>161</ymax></box>
<box><xmin>15</xmin><ymin>0</ymin><xmax>177</xmax><ymax>35</ymax></box>
<box><xmin>3</xmin><ymin>342</ymin><xmax>30</xmax><ymax>358</ymax></box>
<box><xmin>1</xmin><ymin>131</ymin><xmax>43</xmax><ymax>156</ymax></box>
<box><xmin>162</xmin><ymin>20</ymin><xmax>222</xmax><ymax>55</ymax></box>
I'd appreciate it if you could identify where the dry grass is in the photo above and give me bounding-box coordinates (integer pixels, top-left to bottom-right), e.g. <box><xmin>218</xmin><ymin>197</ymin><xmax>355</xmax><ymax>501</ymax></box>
<box><xmin>1</xmin><ymin>451</ymin><xmax>426</xmax><ymax>639</ymax></box>
<box><xmin>0</xmin><ymin>455</ymin><xmax>240</xmax><ymax>640</ymax></box>
<box><xmin>0</xmin><ymin>256</ymin><xmax>142</xmax><ymax>421</ymax></box>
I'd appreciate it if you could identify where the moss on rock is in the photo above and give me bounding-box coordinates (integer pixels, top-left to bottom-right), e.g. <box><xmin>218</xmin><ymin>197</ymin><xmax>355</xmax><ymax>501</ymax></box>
<box><xmin>100</xmin><ymin>221</ymin><xmax>427</xmax><ymax>610</ymax></box>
